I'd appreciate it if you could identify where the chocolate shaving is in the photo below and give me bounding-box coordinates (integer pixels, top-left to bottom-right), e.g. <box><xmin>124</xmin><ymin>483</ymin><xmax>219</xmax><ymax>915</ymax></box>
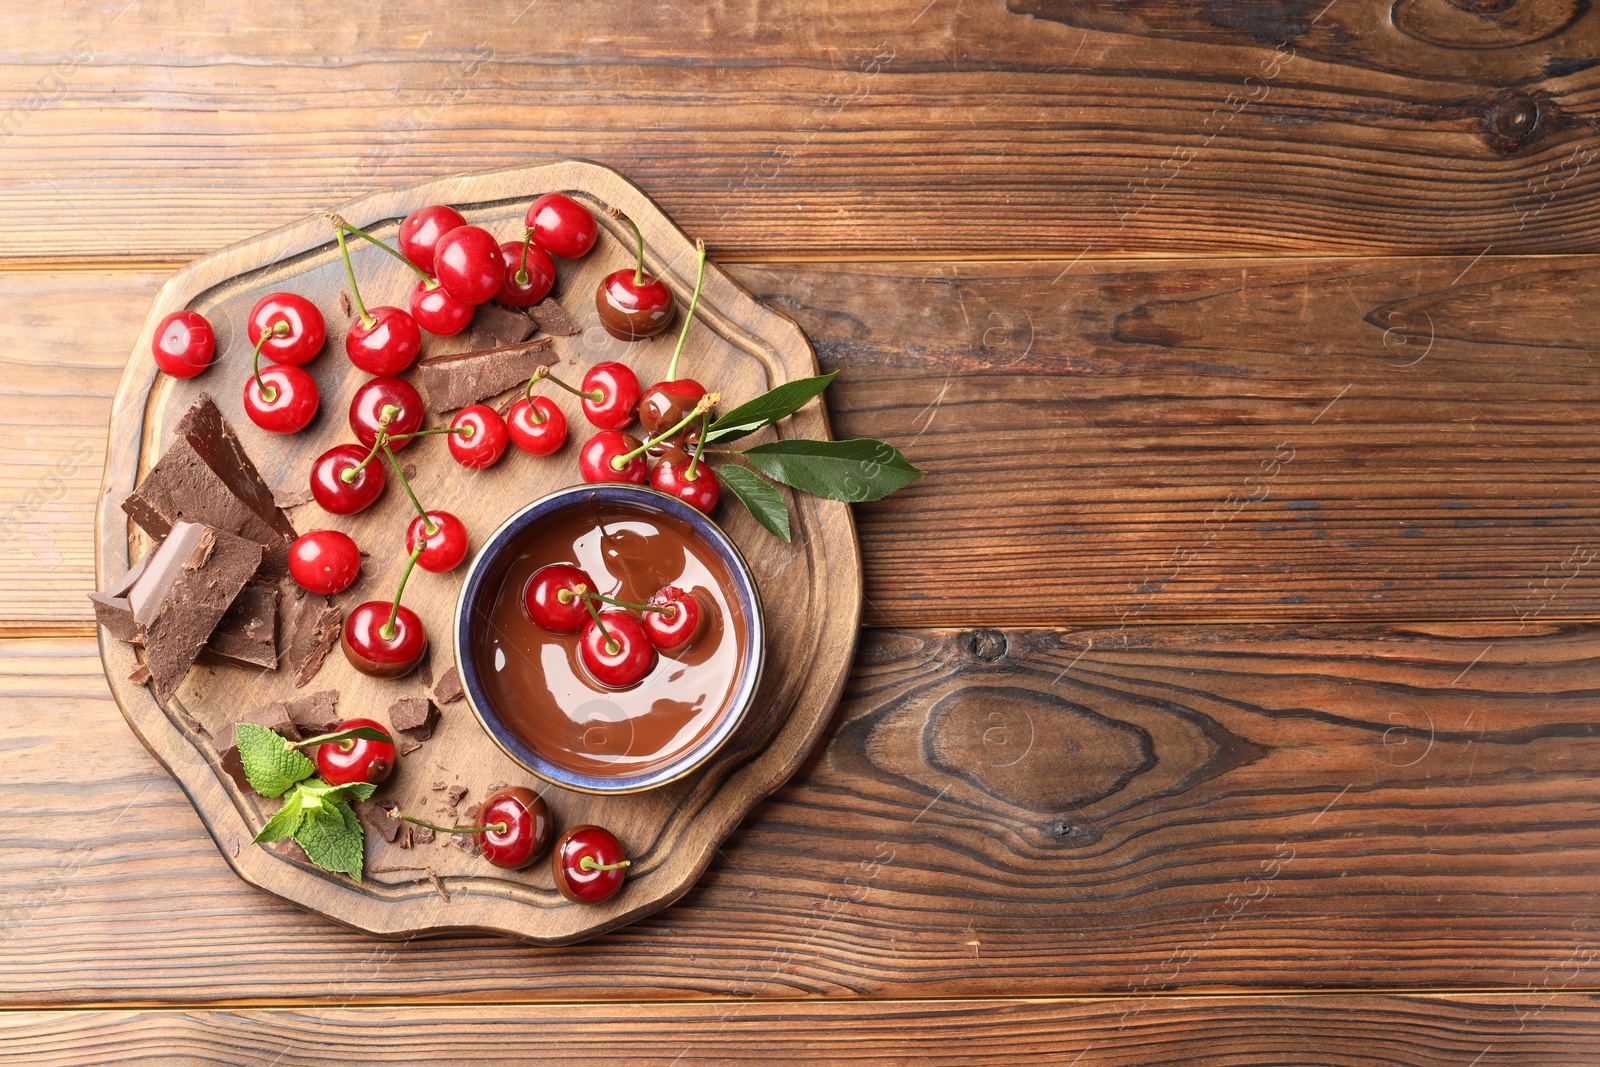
<box><xmin>339</xmin><ymin>290</ymin><xmax>353</xmax><ymax>318</ymax></box>
<box><xmin>283</xmin><ymin>595</ymin><xmax>341</xmax><ymax>688</ymax></box>
<box><xmin>398</xmin><ymin>740</ymin><xmax>423</xmax><ymax>756</ymax></box>
<box><xmin>529</xmin><ymin>297</ymin><xmax>579</xmax><ymax>336</ymax></box>
<box><xmin>371</xmin><ymin>864</ymin><xmax>449</xmax><ymax>902</ymax></box>
<box><xmin>410</xmin><ymin>825</ymin><xmax>435</xmax><ymax>845</ymax></box>
<box><xmin>417</xmin><ymin>337</ymin><xmax>555</xmax><ymax>413</ymax></box>
<box><xmin>446</xmin><ymin>784</ymin><xmax>468</xmax><ymax>808</ymax></box>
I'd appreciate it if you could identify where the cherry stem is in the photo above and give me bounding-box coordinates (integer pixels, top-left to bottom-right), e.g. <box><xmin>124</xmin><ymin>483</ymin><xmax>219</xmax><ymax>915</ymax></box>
<box><xmin>340</xmin><ymin>413</ymin><xmax>391</xmax><ymax>484</ymax></box>
<box><xmin>613</xmin><ymin>393</ymin><xmax>718</xmax><ymax>470</ymax></box>
<box><xmin>558</xmin><ymin>588</ymin><xmax>672</xmax><ymax>616</ymax></box>
<box><xmin>392</xmin><ymin>812</ymin><xmax>508</xmax><ymax>836</ymax></box>
<box><xmin>333</xmin><ymin>223</ymin><xmax>375</xmax><ymax>328</ymax></box>
<box><xmin>515</xmin><ymin>226</ymin><xmax>533</xmax><ymax>286</ymax></box>
<box><xmin>686</xmin><ymin>413</ymin><xmax>709</xmax><ymax>481</ymax></box>
<box><xmin>329</xmin><ymin>213</ymin><xmax>434</xmax><ymax>285</ymax></box>
<box><xmin>531</xmin><ymin>364</ymin><xmax>602</xmax><ymax>404</ymax></box>
<box><xmin>666</xmin><ymin>238</ymin><xmax>707</xmax><ymax>382</ymax></box>
<box><xmin>578</xmin><ymin>856</ymin><xmax>631</xmax><ymax>872</ymax></box>
<box><xmin>387</xmin><ymin>426</ymin><xmax>471</xmax><ymax>442</ymax></box>
<box><xmin>381</xmin><ymin>540</ymin><xmax>426</xmax><ymax>641</ymax></box>
<box><xmin>250</xmin><ymin>321</ymin><xmax>290</xmax><ymax>402</ymax></box>
<box><xmin>608</xmin><ymin>206</ymin><xmax>646</xmax><ymax>287</ymax></box>
<box><xmin>581</xmin><ymin>595</ymin><xmax>621</xmax><ymax>656</ymax></box>
<box><xmin>286</xmin><ymin>725</ymin><xmax>392</xmax><ymax>751</ymax></box>
<box><xmin>380</xmin><ymin>440</ymin><xmax>437</xmax><ymax>535</ymax></box>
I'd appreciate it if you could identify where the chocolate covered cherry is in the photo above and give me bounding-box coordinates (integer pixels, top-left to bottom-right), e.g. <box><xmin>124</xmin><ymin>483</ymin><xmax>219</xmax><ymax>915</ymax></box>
<box><xmin>552</xmin><ymin>825</ymin><xmax>630</xmax><ymax>904</ymax></box>
<box><xmin>475</xmin><ymin>786</ymin><xmax>552</xmax><ymax>869</ymax></box>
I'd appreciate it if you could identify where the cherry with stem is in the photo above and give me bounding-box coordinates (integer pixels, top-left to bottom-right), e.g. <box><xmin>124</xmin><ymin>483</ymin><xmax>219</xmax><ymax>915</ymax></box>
<box><xmin>332</xmin><ymin>217</ymin><xmax>422</xmax><ymax>375</ymax></box>
<box><xmin>342</xmin><ymin>540</ymin><xmax>428</xmax><ymax>677</ymax></box>
<box><xmin>243</xmin><ymin>320</ymin><xmax>319</xmax><ymax>434</ymax></box>
<box><xmin>332</xmin><ymin>213</ymin><xmax>473</xmax><ymax>337</ymax></box>
<box><xmin>610</xmin><ymin>393</ymin><xmax>718</xmax><ymax>473</ymax></box>
<box><xmin>640</xmin><ymin>239</ymin><xmax>710</xmax><ymax>443</ymax></box>
<box><xmin>595</xmin><ymin>208</ymin><xmax>673</xmax><ymax>341</ymax></box>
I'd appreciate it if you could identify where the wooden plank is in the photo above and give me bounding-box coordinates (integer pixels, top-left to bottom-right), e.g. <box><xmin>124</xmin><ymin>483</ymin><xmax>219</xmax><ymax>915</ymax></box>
<box><xmin>1</xmin><ymin>1</ymin><xmax>1598</xmax><ymax>260</ymax></box>
<box><xmin>2</xmin><ymin>995</ymin><xmax>1598</xmax><ymax>1065</ymax></box>
<box><xmin>5</xmin><ymin>623</ymin><xmax>1600</xmax><ymax>1002</ymax></box>
<box><xmin>13</xmin><ymin>254</ymin><xmax>1600</xmax><ymax>629</ymax></box>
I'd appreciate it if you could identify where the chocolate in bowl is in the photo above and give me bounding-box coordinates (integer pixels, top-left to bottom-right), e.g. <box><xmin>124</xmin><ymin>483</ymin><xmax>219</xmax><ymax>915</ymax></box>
<box><xmin>455</xmin><ymin>485</ymin><xmax>765</xmax><ymax>794</ymax></box>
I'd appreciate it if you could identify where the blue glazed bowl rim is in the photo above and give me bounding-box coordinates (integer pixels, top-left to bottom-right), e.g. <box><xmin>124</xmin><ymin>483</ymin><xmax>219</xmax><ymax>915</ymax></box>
<box><xmin>453</xmin><ymin>483</ymin><xmax>766</xmax><ymax>795</ymax></box>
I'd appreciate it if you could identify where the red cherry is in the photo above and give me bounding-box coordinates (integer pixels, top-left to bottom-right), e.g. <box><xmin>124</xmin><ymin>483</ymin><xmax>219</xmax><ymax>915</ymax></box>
<box><xmin>642</xmin><ymin>586</ymin><xmax>707</xmax><ymax>653</ymax></box>
<box><xmin>315</xmin><ymin>717</ymin><xmax>396</xmax><ymax>786</ymax></box>
<box><xmin>341</xmin><ymin>601</ymin><xmax>427</xmax><ymax>678</ymax></box>
<box><xmin>409</xmin><ymin>278</ymin><xmax>475</xmax><ymax>336</ymax></box>
<box><xmin>523</xmin><ymin>563</ymin><xmax>596</xmax><ymax>633</ymax></box>
<box><xmin>639</xmin><ymin>378</ymin><xmax>707</xmax><ymax>436</ymax></box>
<box><xmin>525</xmin><ymin>193</ymin><xmax>598</xmax><ymax>259</ymax></box>
<box><xmin>287</xmin><ymin>530</ymin><xmax>362</xmax><ymax>595</ymax></box>
<box><xmin>349</xmin><ymin>375</ymin><xmax>424</xmax><ymax>451</ymax></box>
<box><xmin>243</xmin><ymin>363</ymin><xmax>319</xmax><ymax>434</ymax></box>
<box><xmin>649</xmin><ymin>448</ymin><xmax>720</xmax><ymax>513</ymax></box>
<box><xmin>310</xmin><ymin>443</ymin><xmax>386</xmax><ymax>515</ymax></box>
<box><xmin>579</xmin><ymin>430</ymin><xmax>647</xmax><ymax>484</ymax></box>
<box><xmin>507</xmin><ymin>396</ymin><xmax>568</xmax><ymax>456</ymax></box>
<box><xmin>448</xmin><ymin>404</ymin><xmax>508</xmax><ymax>469</ymax></box>
<box><xmin>345</xmin><ymin>305</ymin><xmax>422</xmax><ymax>375</ymax></box>
<box><xmin>398</xmin><ymin>204</ymin><xmax>467</xmax><ymax>273</ymax></box>
<box><xmin>552</xmin><ymin>825</ymin><xmax>630</xmax><ymax>904</ymax></box>
<box><xmin>579</xmin><ymin>609</ymin><xmax>654</xmax><ymax>689</ymax></box>
<box><xmin>406</xmin><ymin>510</ymin><xmax>469</xmax><ymax>573</ymax></box>
<box><xmin>248</xmin><ymin>293</ymin><xmax>326</xmax><ymax>366</ymax></box>
<box><xmin>434</xmin><ymin>225</ymin><xmax>506</xmax><ymax>305</ymax></box>
<box><xmin>580</xmin><ymin>362</ymin><xmax>641</xmax><ymax>430</ymax></box>
<box><xmin>496</xmin><ymin>238</ymin><xmax>556</xmax><ymax>307</ymax></box>
<box><xmin>151</xmin><ymin>310</ymin><xmax>215</xmax><ymax>378</ymax></box>
<box><xmin>476</xmin><ymin>786</ymin><xmax>553</xmax><ymax>869</ymax></box>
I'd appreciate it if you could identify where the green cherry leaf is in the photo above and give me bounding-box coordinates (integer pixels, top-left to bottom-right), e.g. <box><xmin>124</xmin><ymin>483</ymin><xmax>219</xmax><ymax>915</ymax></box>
<box><xmin>740</xmin><ymin>438</ymin><xmax>922</xmax><ymax>503</ymax></box>
<box><xmin>705</xmin><ymin>372</ymin><xmax>837</xmax><ymax>444</ymax></box>
<box><xmin>717</xmin><ymin>464</ymin><xmax>791</xmax><ymax>542</ymax></box>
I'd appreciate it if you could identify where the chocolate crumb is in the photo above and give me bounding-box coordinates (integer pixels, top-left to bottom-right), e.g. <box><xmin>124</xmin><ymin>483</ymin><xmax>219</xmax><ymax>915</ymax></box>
<box><xmin>431</xmin><ymin>780</ymin><xmax>448</xmax><ymax>791</ymax></box>
<box><xmin>271</xmin><ymin>485</ymin><xmax>315</xmax><ymax>509</ymax></box>
<box><xmin>446</xmin><ymin>784</ymin><xmax>469</xmax><ymax>807</ymax></box>
<box><xmin>339</xmin><ymin>290</ymin><xmax>352</xmax><ymax>318</ymax></box>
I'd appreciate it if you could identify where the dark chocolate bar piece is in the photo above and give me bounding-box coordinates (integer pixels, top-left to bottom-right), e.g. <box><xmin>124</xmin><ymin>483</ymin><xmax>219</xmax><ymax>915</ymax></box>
<box><xmin>283</xmin><ymin>592</ymin><xmax>342</xmax><ymax>688</ymax></box>
<box><xmin>204</xmin><ymin>583</ymin><xmax>280</xmax><ymax>670</ymax></box>
<box><xmin>388</xmin><ymin>695</ymin><xmax>438</xmax><ymax>739</ymax></box>
<box><xmin>469</xmin><ymin>302</ymin><xmax>536</xmax><ymax>349</ymax></box>
<box><xmin>88</xmin><ymin>553</ymin><xmax>150</xmax><ymax>643</ymax></box>
<box><xmin>528</xmin><ymin>298</ymin><xmax>579</xmax><ymax>336</ymax></box>
<box><xmin>356</xmin><ymin>799</ymin><xmax>403</xmax><ymax>843</ymax></box>
<box><xmin>129</xmin><ymin>521</ymin><xmax>264</xmax><ymax>704</ymax></box>
<box><xmin>214</xmin><ymin>697</ymin><xmax>303</xmax><ymax>791</ymax></box>
<box><xmin>279</xmin><ymin>689</ymin><xmax>341</xmax><ymax>737</ymax></box>
<box><xmin>431</xmin><ymin>664</ymin><xmax>464</xmax><ymax>704</ymax></box>
<box><xmin>417</xmin><ymin>338</ymin><xmax>554</xmax><ymax>413</ymax></box>
<box><xmin>121</xmin><ymin>394</ymin><xmax>297</xmax><ymax>579</ymax></box>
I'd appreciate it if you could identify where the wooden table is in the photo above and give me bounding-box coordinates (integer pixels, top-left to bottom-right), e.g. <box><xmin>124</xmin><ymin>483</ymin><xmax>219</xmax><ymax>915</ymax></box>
<box><xmin>3</xmin><ymin>2</ymin><xmax>1599</xmax><ymax>1062</ymax></box>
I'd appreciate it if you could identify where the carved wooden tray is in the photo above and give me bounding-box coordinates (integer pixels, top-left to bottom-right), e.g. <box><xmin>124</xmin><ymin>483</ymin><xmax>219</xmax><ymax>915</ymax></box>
<box><xmin>95</xmin><ymin>161</ymin><xmax>860</xmax><ymax>944</ymax></box>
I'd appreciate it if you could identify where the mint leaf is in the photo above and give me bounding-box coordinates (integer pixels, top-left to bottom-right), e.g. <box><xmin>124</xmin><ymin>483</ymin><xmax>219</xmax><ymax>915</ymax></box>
<box><xmin>253</xmin><ymin>791</ymin><xmax>306</xmax><ymax>843</ymax></box>
<box><xmin>235</xmin><ymin>722</ymin><xmax>314</xmax><ymax>798</ymax></box>
<box><xmin>705</xmin><ymin>373</ymin><xmax>836</xmax><ymax>444</ymax></box>
<box><xmin>741</xmin><ymin>438</ymin><xmax>922</xmax><ymax>503</ymax></box>
<box><xmin>717</xmin><ymin>465</ymin><xmax>791</xmax><ymax>542</ymax></box>
<box><xmin>294</xmin><ymin>802</ymin><xmax>365</xmax><ymax>882</ymax></box>
<box><xmin>327</xmin><ymin>781</ymin><xmax>378</xmax><ymax>804</ymax></box>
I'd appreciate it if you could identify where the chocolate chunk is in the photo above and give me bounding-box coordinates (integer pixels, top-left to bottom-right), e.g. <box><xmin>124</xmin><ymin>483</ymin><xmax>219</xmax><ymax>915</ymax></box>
<box><xmin>388</xmin><ymin>696</ymin><xmax>438</xmax><ymax>739</ymax></box>
<box><xmin>204</xmin><ymin>584</ymin><xmax>280</xmax><ymax>670</ymax></box>
<box><xmin>409</xmin><ymin>825</ymin><xmax>435</xmax><ymax>845</ymax></box>
<box><xmin>529</xmin><ymin>298</ymin><xmax>579</xmax><ymax>336</ymax></box>
<box><xmin>279</xmin><ymin>689</ymin><xmax>341</xmax><ymax>737</ymax></box>
<box><xmin>89</xmin><ymin>554</ymin><xmax>150</xmax><ymax>643</ymax></box>
<box><xmin>398</xmin><ymin>740</ymin><xmax>423</xmax><ymax>756</ymax></box>
<box><xmin>452</xmin><ymin>834</ymin><xmax>480</xmax><ymax>856</ymax></box>
<box><xmin>214</xmin><ymin>700</ymin><xmax>302</xmax><ymax>791</ymax></box>
<box><xmin>470</xmin><ymin>302</ymin><xmax>536</xmax><ymax>348</ymax></box>
<box><xmin>432</xmin><ymin>665</ymin><xmax>464</xmax><ymax>704</ymax></box>
<box><xmin>356</xmin><ymin>800</ymin><xmax>403</xmax><ymax>843</ymax></box>
<box><xmin>129</xmin><ymin>521</ymin><xmax>264</xmax><ymax>704</ymax></box>
<box><xmin>417</xmin><ymin>338</ymin><xmax>554</xmax><ymax>413</ymax></box>
<box><xmin>271</xmin><ymin>484</ymin><xmax>314</xmax><ymax>509</ymax></box>
<box><xmin>283</xmin><ymin>593</ymin><xmax>341</xmax><ymax>688</ymax></box>
<box><xmin>128</xmin><ymin>663</ymin><xmax>151</xmax><ymax>685</ymax></box>
<box><xmin>446</xmin><ymin>784</ymin><xmax>468</xmax><ymax>807</ymax></box>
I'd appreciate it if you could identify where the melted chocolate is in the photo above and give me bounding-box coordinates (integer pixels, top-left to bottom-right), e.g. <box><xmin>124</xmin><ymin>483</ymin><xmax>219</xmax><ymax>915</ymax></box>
<box><xmin>473</xmin><ymin>501</ymin><xmax>746</xmax><ymax>778</ymax></box>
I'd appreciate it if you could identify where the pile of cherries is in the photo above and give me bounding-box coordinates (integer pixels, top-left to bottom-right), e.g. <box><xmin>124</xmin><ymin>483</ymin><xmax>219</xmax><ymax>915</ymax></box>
<box><xmin>525</xmin><ymin>562</ymin><xmax>707</xmax><ymax>689</ymax></box>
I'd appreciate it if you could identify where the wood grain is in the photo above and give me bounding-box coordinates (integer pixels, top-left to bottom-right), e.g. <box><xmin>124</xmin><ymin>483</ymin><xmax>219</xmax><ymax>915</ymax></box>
<box><xmin>7</xmin><ymin>622</ymin><xmax>1600</xmax><ymax>1002</ymax></box>
<box><xmin>2</xmin><ymin>994</ymin><xmax>1597</xmax><ymax>1065</ymax></box>
<box><xmin>2</xmin><ymin>0</ymin><xmax>1599</xmax><ymax>260</ymax></box>
<box><xmin>14</xmin><ymin>253</ymin><xmax>1600</xmax><ymax>631</ymax></box>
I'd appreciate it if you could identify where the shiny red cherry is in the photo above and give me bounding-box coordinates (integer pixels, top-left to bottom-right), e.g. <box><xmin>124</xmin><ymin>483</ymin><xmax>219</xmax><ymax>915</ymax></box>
<box><xmin>639</xmin><ymin>379</ymin><xmax>707</xmax><ymax>436</ymax></box>
<box><xmin>578</xmin><ymin>430</ymin><xmax>646</xmax><ymax>484</ymax></box>
<box><xmin>243</xmin><ymin>363</ymin><xmax>319</xmax><ymax>434</ymax></box>
<box><xmin>649</xmin><ymin>448</ymin><xmax>720</xmax><ymax>513</ymax></box>
<box><xmin>642</xmin><ymin>586</ymin><xmax>707</xmax><ymax>653</ymax></box>
<box><xmin>434</xmin><ymin>225</ymin><xmax>505</xmax><ymax>305</ymax></box>
<box><xmin>151</xmin><ymin>310</ymin><xmax>215</xmax><ymax>378</ymax></box>
<box><xmin>552</xmin><ymin>825</ymin><xmax>630</xmax><ymax>904</ymax></box>
<box><xmin>409</xmin><ymin>278</ymin><xmax>474</xmax><ymax>336</ymax></box>
<box><xmin>523</xmin><ymin>563</ymin><xmax>597</xmax><ymax>633</ymax></box>
<box><xmin>507</xmin><ymin>396</ymin><xmax>568</xmax><ymax>456</ymax></box>
<box><xmin>580</xmin><ymin>362</ymin><xmax>641</xmax><ymax>430</ymax></box>
<box><xmin>310</xmin><ymin>443</ymin><xmax>386</xmax><ymax>515</ymax></box>
<box><xmin>315</xmin><ymin>717</ymin><xmax>396</xmax><ymax>786</ymax></box>
<box><xmin>525</xmin><ymin>192</ymin><xmax>597</xmax><ymax>259</ymax></box>
<box><xmin>579</xmin><ymin>609</ymin><xmax>654</xmax><ymax>689</ymax></box>
<box><xmin>398</xmin><ymin>204</ymin><xmax>467</xmax><ymax>273</ymax></box>
<box><xmin>406</xmin><ymin>510</ymin><xmax>469</xmax><ymax>573</ymax></box>
<box><xmin>349</xmin><ymin>375</ymin><xmax>424</xmax><ymax>451</ymax></box>
<box><xmin>247</xmin><ymin>293</ymin><xmax>326</xmax><ymax>366</ymax></box>
<box><xmin>496</xmin><ymin>238</ymin><xmax>556</xmax><ymax>307</ymax></box>
<box><xmin>287</xmin><ymin>530</ymin><xmax>361</xmax><ymax>595</ymax></box>
<box><xmin>476</xmin><ymin>786</ymin><xmax>552</xmax><ymax>869</ymax></box>
<box><xmin>345</xmin><ymin>305</ymin><xmax>422</xmax><ymax>376</ymax></box>
<box><xmin>341</xmin><ymin>601</ymin><xmax>427</xmax><ymax>678</ymax></box>
<box><xmin>597</xmin><ymin>268</ymin><xmax>672</xmax><ymax>341</ymax></box>
<box><xmin>448</xmin><ymin>404</ymin><xmax>508</xmax><ymax>469</ymax></box>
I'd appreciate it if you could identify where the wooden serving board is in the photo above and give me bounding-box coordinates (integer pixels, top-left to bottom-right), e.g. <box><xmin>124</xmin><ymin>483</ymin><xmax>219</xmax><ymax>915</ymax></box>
<box><xmin>94</xmin><ymin>161</ymin><xmax>861</xmax><ymax>945</ymax></box>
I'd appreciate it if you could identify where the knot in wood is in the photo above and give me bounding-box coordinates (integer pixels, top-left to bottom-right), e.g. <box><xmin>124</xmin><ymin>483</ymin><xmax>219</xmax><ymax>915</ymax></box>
<box><xmin>966</xmin><ymin>629</ymin><xmax>1008</xmax><ymax>662</ymax></box>
<box><xmin>1483</xmin><ymin>90</ymin><xmax>1544</xmax><ymax>154</ymax></box>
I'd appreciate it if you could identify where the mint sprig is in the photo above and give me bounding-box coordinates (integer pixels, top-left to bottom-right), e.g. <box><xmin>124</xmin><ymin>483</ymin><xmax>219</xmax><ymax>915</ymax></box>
<box><xmin>233</xmin><ymin>721</ymin><xmax>376</xmax><ymax>881</ymax></box>
<box><xmin>235</xmin><ymin>722</ymin><xmax>314</xmax><ymax>798</ymax></box>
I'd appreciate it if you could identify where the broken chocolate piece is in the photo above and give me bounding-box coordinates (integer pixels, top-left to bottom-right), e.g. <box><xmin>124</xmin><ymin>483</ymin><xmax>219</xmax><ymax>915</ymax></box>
<box><xmin>121</xmin><ymin>395</ymin><xmax>298</xmax><ymax>579</ymax></box>
<box><xmin>89</xmin><ymin>554</ymin><xmax>150</xmax><ymax>642</ymax></box>
<box><xmin>204</xmin><ymin>583</ymin><xmax>280</xmax><ymax>670</ymax></box>
<box><xmin>469</xmin><ymin>302</ymin><xmax>536</xmax><ymax>348</ymax></box>
<box><xmin>279</xmin><ymin>689</ymin><xmax>341</xmax><ymax>737</ymax></box>
<box><xmin>528</xmin><ymin>297</ymin><xmax>579</xmax><ymax>336</ymax></box>
<box><xmin>283</xmin><ymin>592</ymin><xmax>341</xmax><ymax>688</ymax></box>
<box><xmin>446</xmin><ymin>784</ymin><xmax>468</xmax><ymax>807</ymax></box>
<box><xmin>398</xmin><ymin>739</ymin><xmax>423</xmax><ymax>756</ymax></box>
<box><xmin>130</xmin><ymin>521</ymin><xmax>264</xmax><ymax>704</ymax></box>
<box><xmin>417</xmin><ymin>337</ymin><xmax>554</xmax><ymax>413</ymax></box>
<box><xmin>388</xmin><ymin>696</ymin><xmax>438</xmax><ymax>739</ymax></box>
<box><xmin>214</xmin><ymin>700</ymin><xmax>302</xmax><ymax>791</ymax></box>
<box><xmin>356</xmin><ymin>799</ymin><xmax>403</xmax><ymax>843</ymax></box>
<box><xmin>128</xmin><ymin>663</ymin><xmax>151</xmax><ymax>685</ymax></box>
<box><xmin>410</xmin><ymin>825</ymin><xmax>435</xmax><ymax>845</ymax></box>
<box><xmin>432</xmin><ymin>665</ymin><xmax>464</xmax><ymax>704</ymax></box>
<box><xmin>271</xmin><ymin>484</ymin><xmax>314</xmax><ymax>509</ymax></box>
